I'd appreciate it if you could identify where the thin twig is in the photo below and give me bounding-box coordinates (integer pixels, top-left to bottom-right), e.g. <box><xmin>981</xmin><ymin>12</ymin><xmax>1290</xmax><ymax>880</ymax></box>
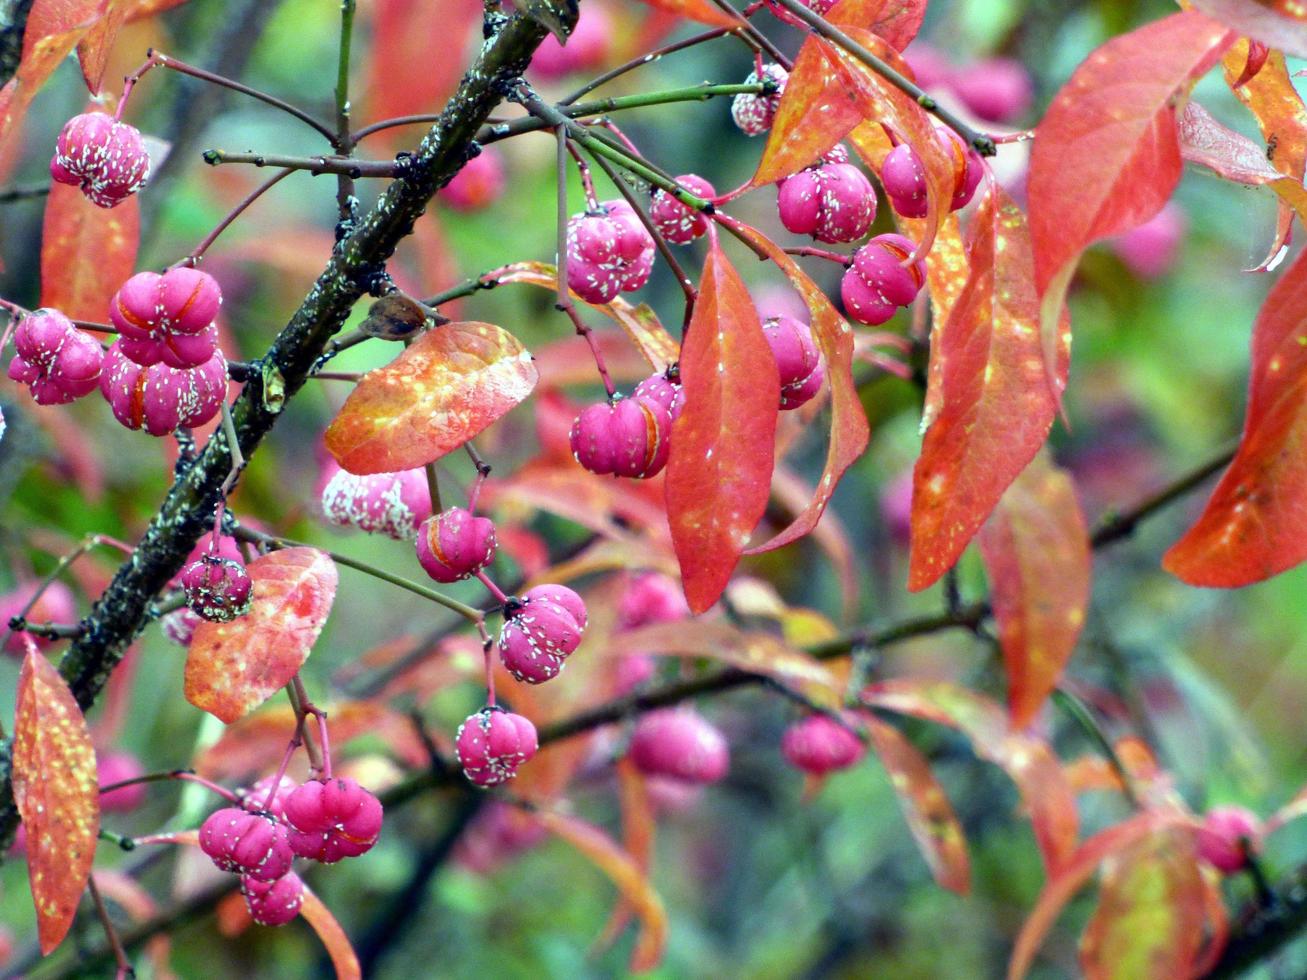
<box><xmin>201</xmin><ymin>149</ymin><xmax>401</xmax><ymax>177</ymax></box>
<box><xmin>87</xmin><ymin>875</ymin><xmax>135</xmax><ymax>979</ymax></box>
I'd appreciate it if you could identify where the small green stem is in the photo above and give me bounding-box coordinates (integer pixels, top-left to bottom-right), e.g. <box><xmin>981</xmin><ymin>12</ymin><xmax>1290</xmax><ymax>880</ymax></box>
<box><xmin>1051</xmin><ymin>688</ymin><xmax>1142</xmax><ymax>809</ymax></box>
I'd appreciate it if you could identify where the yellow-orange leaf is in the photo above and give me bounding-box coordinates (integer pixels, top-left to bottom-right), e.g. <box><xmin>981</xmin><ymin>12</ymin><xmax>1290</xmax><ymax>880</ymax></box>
<box><xmin>40</xmin><ymin>180</ymin><xmax>139</xmax><ymax>321</ymax></box>
<box><xmin>301</xmin><ymin>886</ymin><xmax>362</xmax><ymax>980</ymax></box>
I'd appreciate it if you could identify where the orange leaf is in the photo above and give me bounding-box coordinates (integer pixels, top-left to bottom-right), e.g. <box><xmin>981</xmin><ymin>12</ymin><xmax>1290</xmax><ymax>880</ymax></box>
<box><xmin>863</xmin><ymin>680</ymin><xmax>1079</xmax><ymax>874</ymax></box>
<box><xmin>12</xmin><ymin>651</ymin><xmax>100</xmax><ymax>954</ymax></box>
<box><xmin>1163</xmin><ymin>244</ymin><xmax>1307</xmax><ymax>585</ymax></box>
<box><xmin>823</xmin><ymin>0</ymin><xmax>925</xmax><ymax>50</ymax></box>
<box><xmin>665</xmin><ymin>241</ymin><xmax>779</xmax><ymax>613</ymax></box>
<box><xmin>864</xmin><ymin>716</ymin><xmax>970</xmax><ymax>894</ymax></box>
<box><xmin>184</xmin><ymin>548</ymin><xmax>338</xmax><ymax>723</ymax></box>
<box><xmin>908</xmin><ymin>185</ymin><xmax>1067</xmax><ymax>591</ymax></box>
<box><xmin>977</xmin><ymin>453</ymin><xmax>1091</xmax><ymax>729</ymax></box>
<box><xmin>325</xmin><ymin>321</ymin><xmax>538</xmax><ymax>474</ymax></box>
<box><xmin>40</xmin><ymin>179</ymin><xmax>139</xmax><ymax>321</ymax></box>
<box><xmin>0</xmin><ymin>0</ymin><xmax>107</xmax><ymax>145</ymax></box>
<box><xmin>76</xmin><ymin>0</ymin><xmax>129</xmax><ymax>93</ymax></box>
<box><xmin>723</xmin><ymin>219</ymin><xmax>870</xmax><ymax>556</ymax></box>
<box><xmin>627</xmin><ymin>0</ymin><xmax>736</xmax><ymax>28</ymax></box>
<box><xmin>301</xmin><ymin>886</ymin><xmax>362</xmax><ymax>980</ymax></box>
<box><xmin>1191</xmin><ymin>0</ymin><xmax>1307</xmax><ymax>57</ymax></box>
<box><xmin>537</xmin><ymin>810</ymin><xmax>668</xmax><ymax>972</ymax></box>
<box><xmin>594</xmin><ymin>759</ymin><xmax>658</xmax><ymax>957</ymax></box>
<box><xmin>1029</xmin><ymin>11</ymin><xmax>1235</xmax><ymax>400</ymax></box>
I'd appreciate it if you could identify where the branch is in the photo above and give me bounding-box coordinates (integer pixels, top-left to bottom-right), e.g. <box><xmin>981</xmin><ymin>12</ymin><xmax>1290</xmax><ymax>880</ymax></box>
<box><xmin>1089</xmin><ymin>442</ymin><xmax>1235</xmax><ymax>548</ymax></box>
<box><xmin>1207</xmin><ymin>863</ymin><xmax>1307</xmax><ymax>978</ymax></box>
<box><xmin>201</xmin><ymin>149</ymin><xmax>402</xmax><ymax>177</ymax></box>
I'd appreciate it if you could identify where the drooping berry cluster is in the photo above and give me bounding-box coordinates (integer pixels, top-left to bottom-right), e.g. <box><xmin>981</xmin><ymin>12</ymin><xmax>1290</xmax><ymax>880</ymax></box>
<box><xmin>777</xmin><ymin>146</ymin><xmax>877</xmax><ymax>244</ymax></box>
<box><xmin>499</xmin><ymin>584</ymin><xmax>589</xmax><ymax>684</ymax></box>
<box><xmin>456</xmin><ymin>709</ymin><xmax>539</xmax><ymax>787</ymax></box>
<box><xmin>180</xmin><ymin>555</ymin><xmax>254</xmax><ymax>623</ymax></box>
<box><xmin>569</xmin><ymin>369</ymin><xmax>683</xmax><ymax>480</ymax></box>
<box><xmin>50</xmin><ymin>112</ymin><xmax>151</xmax><ymax>209</ymax></box>
<box><xmin>415</xmin><ymin>506</ymin><xmax>497</xmax><ymax>583</ymax></box>
<box><xmin>565</xmin><ymin>201</ymin><xmax>656</xmax><ymax>304</ymax></box>
<box><xmin>5</xmin><ymin>310</ymin><xmax>104</xmax><ymax>405</ymax></box>
<box><xmin>840</xmin><ymin>233</ymin><xmax>928</xmax><ymax>326</ymax></box>
<box><xmin>781</xmin><ymin>714</ymin><xmax>866</xmax><ymax>776</ymax></box>
<box><xmin>763</xmin><ymin>315</ymin><xmax>824</xmax><ymax>410</ymax></box>
<box><xmin>629</xmin><ymin>708</ymin><xmax>730</xmax><ymax>784</ymax></box>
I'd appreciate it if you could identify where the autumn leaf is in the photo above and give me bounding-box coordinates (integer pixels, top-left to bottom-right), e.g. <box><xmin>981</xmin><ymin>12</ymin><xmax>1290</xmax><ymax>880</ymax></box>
<box><xmin>1191</xmin><ymin>0</ymin><xmax>1307</xmax><ymax>58</ymax></box>
<box><xmin>665</xmin><ymin>241</ymin><xmax>779</xmax><ymax>613</ymax></box>
<box><xmin>1029</xmin><ymin>11</ymin><xmax>1236</xmax><ymax>400</ymax></box>
<box><xmin>1163</xmin><ymin>243</ymin><xmax>1307</xmax><ymax>586</ymax></box>
<box><xmin>40</xmin><ymin>180</ymin><xmax>140</xmax><ymax>321</ymax></box>
<box><xmin>12</xmin><ymin>650</ymin><xmax>101</xmax><ymax>954</ymax></box>
<box><xmin>301</xmin><ymin>886</ymin><xmax>363</xmax><ymax>980</ymax></box>
<box><xmin>184</xmin><ymin>548</ymin><xmax>338</xmax><ymax>723</ymax></box>
<box><xmin>76</xmin><ymin>0</ymin><xmax>131</xmax><ymax>94</ymax></box>
<box><xmin>977</xmin><ymin>453</ymin><xmax>1091</xmax><ymax>729</ymax></box>
<box><xmin>538</xmin><ymin>810</ymin><xmax>668</xmax><ymax>972</ymax></box>
<box><xmin>823</xmin><ymin>0</ymin><xmax>926</xmax><ymax>51</ymax></box>
<box><xmin>864</xmin><ymin>716</ymin><xmax>971</xmax><ymax>894</ymax></box>
<box><xmin>594</xmin><ymin>759</ymin><xmax>658</xmax><ymax>958</ymax></box>
<box><xmin>626</xmin><ymin>0</ymin><xmax>736</xmax><ymax>28</ymax></box>
<box><xmin>324</xmin><ymin>321</ymin><xmax>538</xmax><ymax>474</ymax></box>
<box><xmin>909</xmin><ymin>184</ymin><xmax>1067</xmax><ymax>592</ymax></box>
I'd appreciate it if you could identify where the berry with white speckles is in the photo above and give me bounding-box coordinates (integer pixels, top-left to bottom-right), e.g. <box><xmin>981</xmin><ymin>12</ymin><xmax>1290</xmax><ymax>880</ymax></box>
<box><xmin>242</xmin><ymin>871</ymin><xmax>304</xmax><ymax>926</ymax></box>
<box><xmin>241</xmin><ymin>774</ymin><xmax>299</xmax><ymax>820</ymax></box>
<box><xmin>781</xmin><ymin>714</ymin><xmax>866</xmax><ymax>775</ymax></box>
<box><xmin>650</xmin><ymin>174</ymin><xmax>715</xmax><ymax>244</ymax></box>
<box><xmin>840</xmin><ymin>233</ymin><xmax>926</xmax><ymax>326</ymax></box>
<box><xmin>499</xmin><ymin>584</ymin><xmax>588</xmax><ymax>684</ymax></box>
<box><xmin>633</xmin><ymin>371</ymin><xmax>684</xmax><ymax>422</ymax></box>
<box><xmin>732</xmin><ymin>64</ymin><xmax>788</xmax><ymax>136</ymax></box>
<box><xmin>882</xmin><ymin>127</ymin><xmax>986</xmax><ymax>219</ymax></box>
<box><xmin>283</xmin><ymin>777</ymin><xmax>384</xmax><ymax>863</ymax></box>
<box><xmin>456</xmin><ymin>709</ymin><xmax>539</xmax><ymax>787</ymax></box>
<box><xmin>198</xmin><ymin>807</ymin><xmax>294</xmax><ymax>882</ymax></box>
<box><xmin>1197</xmin><ymin>805</ymin><xmax>1262</xmax><ymax>873</ymax></box>
<box><xmin>50</xmin><ymin>112</ymin><xmax>151</xmax><ymax>208</ymax></box>
<box><xmin>100</xmin><ymin>342</ymin><xmax>227</xmax><ymax>436</ymax></box>
<box><xmin>6</xmin><ymin>309</ymin><xmax>104</xmax><ymax>405</ymax></box>
<box><xmin>180</xmin><ymin>556</ymin><xmax>253</xmax><ymax>623</ymax></box>
<box><xmin>570</xmin><ymin>397</ymin><xmax>672</xmax><ymax>479</ymax></box>
<box><xmin>320</xmin><ymin>462</ymin><xmax>430</xmax><ymax>540</ymax></box>
<box><xmin>763</xmin><ymin>315</ymin><xmax>824</xmax><ymax>410</ymax></box>
<box><xmin>777</xmin><ymin>160</ymin><xmax>877</xmax><ymax>244</ymax></box>
<box><xmin>565</xmin><ymin>201</ymin><xmax>656</xmax><ymax>304</ymax></box>
<box><xmin>110</xmin><ymin>268</ymin><xmax>223</xmax><ymax>368</ymax></box>
<box><xmin>415</xmin><ymin>506</ymin><xmax>497</xmax><ymax>583</ymax></box>
<box><xmin>442</xmin><ymin>147</ymin><xmax>506</xmax><ymax>211</ymax></box>
<box><xmin>629</xmin><ymin>708</ymin><xmax>729</xmax><ymax>784</ymax></box>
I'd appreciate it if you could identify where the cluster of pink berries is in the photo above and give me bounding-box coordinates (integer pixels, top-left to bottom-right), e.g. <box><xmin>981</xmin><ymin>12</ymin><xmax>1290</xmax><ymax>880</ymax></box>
<box><xmin>905</xmin><ymin>45</ymin><xmax>1034</xmax><ymax>125</ymax></box>
<box><xmin>569</xmin><ymin>372</ymin><xmax>681</xmax><ymax>480</ymax></box>
<box><xmin>199</xmin><ymin>775</ymin><xmax>383</xmax><ymax>927</ymax></box>
<box><xmin>565</xmin><ymin>200</ymin><xmax>655</xmax><ymax>305</ymax></box>
<box><xmin>777</xmin><ymin>146</ymin><xmax>877</xmax><ymax>244</ymax></box>
<box><xmin>840</xmin><ymin>233</ymin><xmax>928</xmax><ymax>326</ymax></box>
<box><xmin>50</xmin><ymin>112</ymin><xmax>151</xmax><ymax>209</ymax></box>
<box><xmin>880</xmin><ymin>126</ymin><xmax>985</xmax><ymax>219</ymax></box>
<box><xmin>650</xmin><ymin>174</ymin><xmax>716</xmax><ymax>244</ymax></box>
<box><xmin>5</xmin><ymin>310</ymin><xmax>103</xmax><ymax>405</ymax></box>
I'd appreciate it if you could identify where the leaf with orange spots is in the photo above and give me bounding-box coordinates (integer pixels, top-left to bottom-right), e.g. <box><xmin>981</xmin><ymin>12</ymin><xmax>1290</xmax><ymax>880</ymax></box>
<box><xmin>665</xmin><ymin>241</ymin><xmax>779</xmax><ymax>613</ymax></box>
<box><xmin>1029</xmin><ymin>12</ymin><xmax>1235</xmax><ymax>403</ymax></box>
<box><xmin>627</xmin><ymin>0</ymin><xmax>736</xmax><ymax>28</ymax></box>
<box><xmin>908</xmin><ymin>185</ymin><xmax>1067</xmax><ymax>592</ymax></box>
<box><xmin>301</xmin><ymin>886</ymin><xmax>362</xmax><ymax>980</ymax></box>
<box><xmin>1164</xmin><ymin>243</ymin><xmax>1307</xmax><ymax>585</ymax></box>
<box><xmin>184</xmin><ymin>548</ymin><xmax>338</xmax><ymax>724</ymax></box>
<box><xmin>538</xmin><ymin>810</ymin><xmax>668</xmax><ymax>973</ymax></box>
<box><xmin>40</xmin><ymin>180</ymin><xmax>139</xmax><ymax>321</ymax></box>
<box><xmin>864</xmin><ymin>716</ymin><xmax>970</xmax><ymax>894</ymax></box>
<box><xmin>863</xmin><ymin>680</ymin><xmax>1078</xmax><ymax>874</ymax></box>
<box><xmin>12</xmin><ymin>650</ymin><xmax>101</xmax><ymax>955</ymax></box>
<box><xmin>977</xmin><ymin>453</ymin><xmax>1091</xmax><ymax>729</ymax></box>
<box><xmin>1191</xmin><ymin>0</ymin><xmax>1307</xmax><ymax>57</ymax></box>
<box><xmin>720</xmin><ymin>218</ymin><xmax>870</xmax><ymax>557</ymax></box>
<box><xmin>325</xmin><ymin>321</ymin><xmax>538</xmax><ymax>475</ymax></box>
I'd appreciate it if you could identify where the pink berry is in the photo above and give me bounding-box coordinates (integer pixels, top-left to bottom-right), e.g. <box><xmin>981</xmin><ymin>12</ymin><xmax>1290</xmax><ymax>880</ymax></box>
<box><xmin>160</xmin><ymin>606</ymin><xmax>201</xmax><ymax>646</ymax></box>
<box><xmin>456</xmin><ymin>709</ymin><xmax>539</xmax><ymax>787</ymax></box>
<box><xmin>242</xmin><ymin>871</ymin><xmax>304</xmax><ymax>927</ymax></box>
<box><xmin>618</xmin><ymin>573</ymin><xmax>689</xmax><ymax>630</ymax></box>
<box><xmin>100</xmin><ymin>342</ymin><xmax>227</xmax><ymax>436</ymax></box>
<box><xmin>180</xmin><ymin>556</ymin><xmax>253</xmax><ymax>623</ymax></box>
<box><xmin>903</xmin><ymin>42</ymin><xmax>953</xmax><ymax>90</ymax></box>
<box><xmin>283</xmin><ymin>777</ymin><xmax>384</xmax><ymax>863</ymax></box>
<box><xmin>0</xmin><ymin>580</ymin><xmax>77</xmax><ymax>654</ymax></box>
<box><xmin>880</xmin><ymin>143</ymin><xmax>928</xmax><ymax>219</ymax></box>
<box><xmin>840</xmin><ymin>233</ymin><xmax>926</xmax><ymax>326</ymax></box>
<box><xmin>320</xmin><ymin>462</ymin><xmax>431</xmax><ymax>540</ymax></box>
<box><xmin>566</xmin><ymin>202</ymin><xmax>655</xmax><ymax>304</ymax></box>
<box><xmin>415</xmin><ymin>506</ymin><xmax>497</xmax><ymax>583</ymax></box>
<box><xmin>950</xmin><ymin>57</ymin><xmax>1034</xmax><ymax>124</ymax></box>
<box><xmin>198</xmin><ymin>807</ymin><xmax>294</xmax><ymax>882</ymax></box>
<box><xmin>777</xmin><ymin>161</ymin><xmax>877</xmax><ymax>244</ymax></box>
<box><xmin>1111</xmin><ymin>203</ymin><xmax>1186</xmax><ymax>281</ymax></box>
<box><xmin>614</xmin><ymin>654</ymin><xmax>657</xmax><ymax>696</ymax></box>
<box><xmin>441</xmin><ymin>148</ymin><xmax>506</xmax><ymax>211</ymax></box>
<box><xmin>633</xmin><ymin>372</ymin><xmax>684</xmax><ymax>422</ymax></box>
<box><xmin>50</xmin><ymin>112</ymin><xmax>151</xmax><ymax>208</ymax></box>
<box><xmin>780</xmin><ymin>714</ymin><xmax>866</xmax><ymax>775</ymax></box>
<box><xmin>570</xmin><ymin>398</ymin><xmax>672</xmax><ymax>479</ymax></box>
<box><xmin>629</xmin><ymin>708</ymin><xmax>729</xmax><ymax>784</ymax></box>
<box><xmin>650</xmin><ymin>174</ymin><xmax>715</xmax><ymax>244</ymax></box>
<box><xmin>6</xmin><ymin>309</ymin><xmax>104</xmax><ymax>405</ymax></box>
<box><xmin>499</xmin><ymin>584</ymin><xmax>588</xmax><ymax>684</ymax></box>
<box><xmin>241</xmin><ymin>774</ymin><xmax>299</xmax><ymax>820</ymax></box>
<box><xmin>938</xmin><ymin>126</ymin><xmax>985</xmax><ymax>211</ymax></box>
<box><xmin>732</xmin><ymin>64</ymin><xmax>788</xmax><ymax>136</ymax></box>
<box><xmin>530</xmin><ymin>4</ymin><xmax>612</xmax><ymax>78</ymax></box>
<box><xmin>455</xmin><ymin>802</ymin><xmax>546</xmax><ymax>873</ymax></box>
<box><xmin>1196</xmin><ymin>805</ymin><xmax>1262</xmax><ymax>873</ymax></box>
<box><xmin>109</xmin><ymin>268</ymin><xmax>223</xmax><ymax>368</ymax></box>
<box><xmin>98</xmin><ymin>752</ymin><xmax>147</xmax><ymax>813</ymax></box>
<box><xmin>763</xmin><ymin>315</ymin><xmax>823</xmax><ymax>410</ymax></box>
<box><xmin>764</xmin><ymin>0</ymin><xmax>837</xmax><ymax>29</ymax></box>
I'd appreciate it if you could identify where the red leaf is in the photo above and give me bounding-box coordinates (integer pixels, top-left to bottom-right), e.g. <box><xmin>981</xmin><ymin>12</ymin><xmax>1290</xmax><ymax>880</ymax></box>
<box><xmin>76</xmin><ymin>0</ymin><xmax>129</xmax><ymax>93</ymax></box>
<box><xmin>1180</xmin><ymin>99</ymin><xmax>1286</xmax><ymax>184</ymax></box>
<box><xmin>40</xmin><ymin>179</ymin><xmax>139</xmax><ymax>321</ymax></box>
<box><xmin>721</xmin><ymin>219</ymin><xmax>870</xmax><ymax>556</ymax></box>
<box><xmin>1029</xmin><ymin>11</ymin><xmax>1235</xmax><ymax>398</ymax></box>
<box><xmin>824</xmin><ymin>0</ymin><xmax>926</xmax><ymax>51</ymax></box>
<box><xmin>0</xmin><ymin>0</ymin><xmax>107</xmax><ymax>145</ymax></box>
<box><xmin>864</xmin><ymin>716</ymin><xmax>971</xmax><ymax>894</ymax></box>
<box><xmin>1191</xmin><ymin>0</ymin><xmax>1307</xmax><ymax>58</ymax></box>
<box><xmin>626</xmin><ymin>0</ymin><xmax>736</xmax><ymax>28</ymax></box>
<box><xmin>978</xmin><ymin>453</ymin><xmax>1091</xmax><ymax>729</ymax></box>
<box><xmin>908</xmin><ymin>184</ymin><xmax>1067</xmax><ymax>591</ymax></box>
<box><xmin>665</xmin><ymin>241</ymin><xmax>779</xmax><ymax>613</ymax></box>
<box><xmin>1163</xmin><ymin>244</ymin><xmax>1307</xmax><ymax>585</ymax></box>
<box><xmin>12</xmin><ymin>651</ymin><xmax>100</xmax><ymax>954</ymax></box>
<box><xmin>184</xmin><ymin>548</ymin><xmax>338</xmax><ymax>723</ymax></box>
<box><xmin>863</xmin><ymin>680</ymin><xmax>1079</xmax><ymax>874</ymax></box>
<box><xmin>300</xmin><ymin>886</ymin><xmax>362</xmax><ymax>980</ymax></box>
<box><xmin>593</xmin><ymin>759</ymin><xmax>657</xmax><ymax>957</ymax></box>
<box><xmin>324</xmin><ymin>321</ymin><xmax>538</xmax><ymax>474</ymax></box>
<box><xmin>537</xmin><ymin>810</ymin><xmax>668</xmax><ymax>972</ymax></box>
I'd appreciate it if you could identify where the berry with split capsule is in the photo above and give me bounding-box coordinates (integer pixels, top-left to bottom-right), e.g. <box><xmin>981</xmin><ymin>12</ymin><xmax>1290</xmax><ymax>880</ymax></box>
<box><xmin>110</xmin><ymin>267</ymin><xmax>223</xmax><ymax>369</ymax></box>
<box><xmin>283</xmin><ymin>777</ymin><xmax>384</xmax><ymax>863</ymax></box>
<box><xmin>1197</xmin><ymin>805</ymin><xmax>1262</xmax><ymax>873</ymax></box>
<box><xmin>881</xmin><ymin>127</ymin><xmax>985</xmax><ymax>219</ymax></box>
<box><xmin>499</xmin><ymin>584</ymin><xmax>588</xmax><ymax>684</ymax></box>
<box><xmin>763</xmin><ymin>315</ymin><xmax>824</xmax><ymax>410</ymax></box>
<box><xmin>320</xmin><ymin>462</ymin><xmax>431</xmax><ymax>540</ymax></box>
<box><xmin>198</xmin><ymin>807</ymin><xmax>294</xmax><ymax>882</ymax></box>
<box><xmin>6</xmin><ymin>310</ymin><xmax>104</xmax><ymax>405</ymax></box>
<box><xmin>732</xmin><ymin>64</ymin><xmax>788</xmax><ymax>137</ymax></box>
<box><xmin>415</xmin><ymin>506</ymin><xmax>497</xmax><ymax>583</ymax></box>
<box><xmin>242</xmin><ymin>871</ymin><xmax>304</xmax><ymax>927</ymax></box>
<box><xmin>633</xmin><ymin>371</ymin><xmax>684</xmax><ymax>422</ymax></box>
<box><xmin>456</xmin><ymin>709</ymin><xmax>539</xmax><ymax>787</ymax></box>
<box><xmin>629</xmin><ymin>708</ymin><xmax>729</xmax><ymax>784</ymax></box>
<box><xmin>50</xmin><ymin>112</ymin><xmax>151</xmax><ymax>208</ymax></box>
<box><xmin>781</xmin><ymin>714</ymin><xmax>866</xmax><ymax>776</ymax></box>
<box><xmin>840</xmin><ymin>233</ymin><xmax>927</xmax><ymax>326</ymax></box>
<box><xmin>650</xmin><ymin>174</ymin><xmax>715</xmax><ymax>244</ymax></box>
<box><xmin>570</xmin><ymin>397</ymin><xmax>673</xmax><ymax>479</ymax></box>
<box><xmin>565</xmin><ymin>201</ymin><xmax>656</xmax><ymax>304</ymax></box>
<box><xmin>777</xmin><ymin>158</ymin><xmax>876</xmax><ymax>244</ymax></box>
<box><xmin>180</xmin><ymin>555</ymin><xmax>253</xmax><ymax>623</ymax></box>
<box><xmin>100</xmin><ymin>342</ymin><xmax>227</xmax><ymax>436</ymax></box>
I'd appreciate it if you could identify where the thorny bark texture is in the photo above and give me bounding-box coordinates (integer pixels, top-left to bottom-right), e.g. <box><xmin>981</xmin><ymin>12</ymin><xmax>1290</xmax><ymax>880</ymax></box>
<box><xmin>0</xmin><ymin>0</ymin><xmax>578</xmax><ymax>852</ymax></box>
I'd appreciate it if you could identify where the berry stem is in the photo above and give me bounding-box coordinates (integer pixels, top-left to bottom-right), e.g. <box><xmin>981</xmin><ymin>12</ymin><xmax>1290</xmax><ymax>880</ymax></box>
<box><xmin>290</xmin><ymin>674</ymin><xmax>332</xmax><ymax>780</ymax></box>
<box><xmin>705</xmin><ymin>0</ymin><xmax>790</xmax><ymax>68</ymax></box>
<box><xmin>475</xmin><ymin>570</ymin><xmax>509</xmax><ymax>606</ymax></box>
<box><xmin>560</xmin><ymin>27</ymin><xmax>738</xmax><ymax>105</ymax></box>
<box><xmin>86</xmin><ymin>875</ymin><xmax>133</xmax><ymax>980</ymax></box>
<box><xmin>201</xmin><ymin>149</ymin><xmax>402</xmax><ymax>177</ymax></box>
<box><xmin>97</xmin><ymin>767</ymin><xmax>200</xmax><ymax>796</ymax></box>
<box><xmin>70</xmin><ymin>319</ymin><xmax>118</xmax><ymax>335</ymax></box>
<box><xmin>464</xmin><ymin>441</ymin><xmax>491</xmax><ymax>512</ymax></box>
<box><xmin>171</xmin><ymin>770</ymin><xmax>243</xmax><ymax>803</ymax></box>
<box><xmin>176</xmin><ymin>167</ymin><xmax>295</xmax><ymax>268</ymax></box>
<box><xmin>333</xmin><ymin>0</ymin><xmax>359</xmax><ymax>222</ymax></box>
<box><xmin>565</xmin><ymin>139</ymin><xmax>601</xmax><ymax>209</ymax></box>
<box><xmin>478</xmin><ymin>622</ymin><xmax>497</xmax><ymax>707</ymax></box>
<box><xmin>783</xmin><ymin>245</ymin><xmax>853</xmax><ymax>266</ymax></box>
